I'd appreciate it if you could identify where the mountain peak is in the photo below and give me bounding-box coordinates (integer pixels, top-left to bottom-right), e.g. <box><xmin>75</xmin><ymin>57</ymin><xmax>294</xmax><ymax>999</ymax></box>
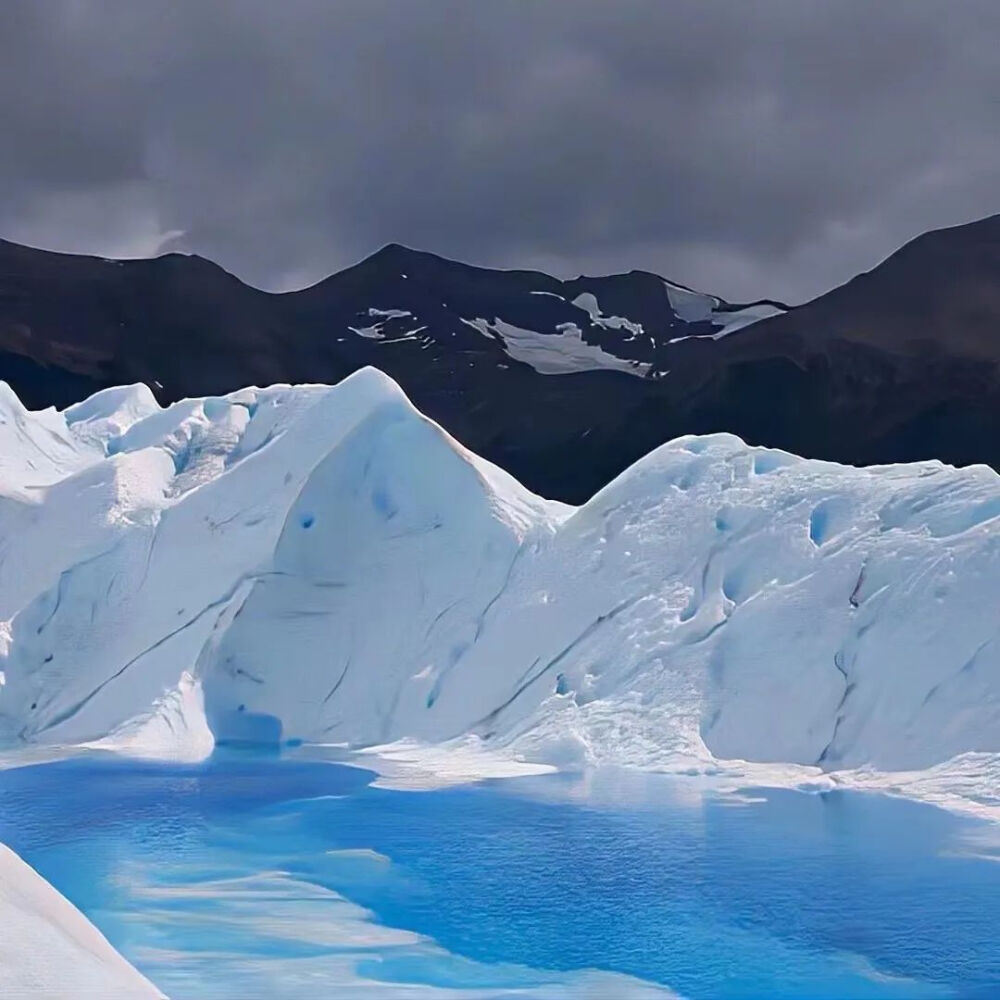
<box><xmin>360</xmin><ymin>242</ymin><xmax>436</xmax><ymax>268</ymax></box>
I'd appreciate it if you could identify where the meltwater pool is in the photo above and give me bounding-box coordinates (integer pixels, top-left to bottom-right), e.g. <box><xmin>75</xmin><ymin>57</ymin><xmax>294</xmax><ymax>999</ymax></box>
<box><xmin>1</xmin><ymin>751</ymin><xmax>998</xmax><ymax>998</ymax></box>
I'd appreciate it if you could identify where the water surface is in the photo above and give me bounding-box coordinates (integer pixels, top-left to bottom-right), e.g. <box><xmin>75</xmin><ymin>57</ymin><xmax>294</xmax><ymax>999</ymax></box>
<box><xmin>1</xmin><ymin>752</ymin><xmax>998</xmax><ymax>998</ymax></box>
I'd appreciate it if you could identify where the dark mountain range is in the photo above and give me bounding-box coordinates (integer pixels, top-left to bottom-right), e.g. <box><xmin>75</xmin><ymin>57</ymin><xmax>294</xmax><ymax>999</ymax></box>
<box><xmin>1</xmin><ymin>216</ymin><xmax>998</xmax><ymax>502</ymax></box>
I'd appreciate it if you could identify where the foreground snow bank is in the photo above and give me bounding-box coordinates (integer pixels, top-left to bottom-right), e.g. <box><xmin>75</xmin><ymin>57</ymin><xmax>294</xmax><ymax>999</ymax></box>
<box><xmin>0</xmin><ymin>843</ymin><xmax>161</xmax><ymax>998</ymax></box>
<box><xmin>0</xmin><ymin>368</ymin><xmax>997</xmax><ymax>784</ymax></box>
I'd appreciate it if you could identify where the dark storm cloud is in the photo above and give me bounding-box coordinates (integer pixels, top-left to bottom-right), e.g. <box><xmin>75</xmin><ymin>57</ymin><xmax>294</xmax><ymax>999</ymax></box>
<box><xmin>1</xmin><ymin>1</ymin><xmax>999</xmax><ymax>302</ymax></box>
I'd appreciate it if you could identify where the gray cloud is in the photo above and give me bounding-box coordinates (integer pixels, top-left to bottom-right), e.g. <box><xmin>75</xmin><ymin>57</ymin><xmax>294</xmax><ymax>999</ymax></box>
<box><xmin>1</xmin><ymin>0</ymin><xmax>999</xmax><ymax>302</ymax></box>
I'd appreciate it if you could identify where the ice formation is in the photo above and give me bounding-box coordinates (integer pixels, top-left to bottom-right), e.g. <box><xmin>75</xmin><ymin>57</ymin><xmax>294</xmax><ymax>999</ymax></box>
<box><xmin>0</xmin><ymin>842</ymin><xmax>161</xmax><ymax>998</ymax></box>
<box><xmin>0</xmin><ymin>368</ymin><xmax>996</xmax><ymax>781</ymax></box>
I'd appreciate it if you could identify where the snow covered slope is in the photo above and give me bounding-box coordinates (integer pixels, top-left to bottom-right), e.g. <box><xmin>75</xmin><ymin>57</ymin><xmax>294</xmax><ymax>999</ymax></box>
<box><xmin>0</xmin><ymin>842</ymin><xmax>161</xmax><ymax>998</ymax></box>
<box><xmin>0</xmin><ymin>369</ymin><xmax>997</xmax><ymax>781</ymax></box>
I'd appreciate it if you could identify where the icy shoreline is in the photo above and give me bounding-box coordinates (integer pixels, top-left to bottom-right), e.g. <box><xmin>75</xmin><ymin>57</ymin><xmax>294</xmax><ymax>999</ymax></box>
<box><xmin>337</xmin><ymin>737</ymin><xmax>1000</xmax><ymax>825</ymax></box>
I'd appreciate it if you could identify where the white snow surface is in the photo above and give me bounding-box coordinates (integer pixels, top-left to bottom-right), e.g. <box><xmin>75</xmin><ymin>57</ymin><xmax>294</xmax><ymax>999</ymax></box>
<box><xmin>570</xmin><ymin>292</ymin><xmax>645</xmax><ymax>340</ymax></box>
<box><xmin>0</xmin><ymin>842</ymin><xmax>162</xmax><ymax>998</ymax></box>
<box><xmin>460</xmin><ymin>316</ymin><xmax>650</xmax><ymax>376</ymax></box>
<box><xmin>663</xmin><ymin>282</ymin><xmax>720</xmax><ymax>323</ymax></box>
<box><xmin>349</xmin><ymin>308</ymin><xmax>419</xmax><ymax>341</ymax></box>
<box><xmin>0</xmin><ymin>368</ymin><xmax>998</xmax><ymax>813</ymax></box>
<box><xmin>709</xmin><ymin>301</ymin><xmax>786</xmax><ymax>336</ymax></box>
<box><xmin>664</xmin><ymin>281</ymin><xmax>785</xmax><ymax>339</ymax></box>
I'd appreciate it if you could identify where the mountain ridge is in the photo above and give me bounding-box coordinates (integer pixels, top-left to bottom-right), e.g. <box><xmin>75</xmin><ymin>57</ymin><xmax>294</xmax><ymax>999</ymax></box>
<box><xmin>1</xmin><ymin>216</ymin><xmax>998</xmax><ymax>501</ymax></box>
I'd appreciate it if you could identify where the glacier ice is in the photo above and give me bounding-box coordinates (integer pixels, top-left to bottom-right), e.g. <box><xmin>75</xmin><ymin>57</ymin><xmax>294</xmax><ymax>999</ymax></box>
<box><xmin>0</xmin><ymin>842</ymin><xmax>161</xmax><ymax>998</ymax></box>
<box><xmin>0</xmin><ymin>367</ymin><xmax>996</xmax><ymax>785</ymax></box>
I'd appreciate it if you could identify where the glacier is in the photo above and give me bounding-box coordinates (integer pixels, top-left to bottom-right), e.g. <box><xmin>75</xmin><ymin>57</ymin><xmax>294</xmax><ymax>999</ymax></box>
<box><xmin>0</xmin><ymin>367</ymin><xmax>996</xmax><ymax>789</ymax></box>
<box><xmin>1</xmin><ymin>366</ymin><xmax>999</xmax><ymax>995</ymax></box>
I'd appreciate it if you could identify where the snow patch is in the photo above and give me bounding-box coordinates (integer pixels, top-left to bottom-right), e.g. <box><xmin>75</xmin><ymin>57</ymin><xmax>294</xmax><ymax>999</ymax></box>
<box><xmin>367</xmin><ymin>308</ymin><xmax>412</xmax><ymax>320</ymax></box>
<box><xmin>571</xmin><ymin>292</ymin><xmax>644</xmax><ymax>339</ymax></box>
<box><xmin>711</xmin><ymin>301</ymin><xmax>786</xmax><ymax>337</ymax></box>
<box><xmin>665</xmin><ymin>281</ymin><xmax>785</xmax><ymax>339</ymax></box>
<box><xmin>348</xmin><ymin>324</ymin><xmax>385</xmax><ymax>339</ymax></box>
<box><xmin>665</xmin><ymin>281</ymin><xmax>720</xmax><ymax>322</ymax></box>
<box><xmin>460</xmin><ymin>316</ymin><xmax>649</xmax><ymax>376</ymax></box>
<box><xmin>349</xmin><ymin>309</ymin><xmax>417</xmax><ymax>341</ymax></box>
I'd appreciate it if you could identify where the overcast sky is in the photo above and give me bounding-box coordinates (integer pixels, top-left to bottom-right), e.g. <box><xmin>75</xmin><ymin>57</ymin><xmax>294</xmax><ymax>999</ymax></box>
<box><xmin>2</xmin><ymin>1</ymin><xmax>999</xmax><ymax>303</ymax></box>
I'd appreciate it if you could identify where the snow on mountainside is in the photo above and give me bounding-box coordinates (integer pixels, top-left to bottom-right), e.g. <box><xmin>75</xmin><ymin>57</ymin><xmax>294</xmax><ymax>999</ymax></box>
<box><xmin>663</xmin><ymin>281</ymin><xmax>785</xmax><ymax>339</ymax></box>
<box><xmin>0</xmin><ymin>235</ymin><xmax>801</xmax><ymax>505</ymax></box>
<box><xmin>5</xmin><ymin>219</ymin><xmax>1000</xmax><ymax>508</ymax></box>
<box><xmin>0</xmin><ymin>370</ymin><xmax>997</xmax><ymax>792</ymax></box>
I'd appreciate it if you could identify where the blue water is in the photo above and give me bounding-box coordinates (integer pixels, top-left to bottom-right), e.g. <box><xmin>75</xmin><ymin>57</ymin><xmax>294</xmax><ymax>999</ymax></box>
<box><xmin>2</xmin><ymin>751</ymin><xmax>999</xmax><ymax>999</ymax></box>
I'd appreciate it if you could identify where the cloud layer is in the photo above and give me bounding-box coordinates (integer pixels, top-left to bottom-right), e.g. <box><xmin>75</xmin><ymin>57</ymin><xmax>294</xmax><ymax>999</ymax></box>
<box><xmin>2</xmin><ymin>1</ymin><xmax>999</xmax><ymax>301</ymax></box>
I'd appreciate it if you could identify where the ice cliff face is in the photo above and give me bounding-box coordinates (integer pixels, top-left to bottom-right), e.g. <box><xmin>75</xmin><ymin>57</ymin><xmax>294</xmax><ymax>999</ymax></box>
<box><xmin>0</xmin><ymin>369</ymin><xmax>997</xmax><ymax>774</ymax></box>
